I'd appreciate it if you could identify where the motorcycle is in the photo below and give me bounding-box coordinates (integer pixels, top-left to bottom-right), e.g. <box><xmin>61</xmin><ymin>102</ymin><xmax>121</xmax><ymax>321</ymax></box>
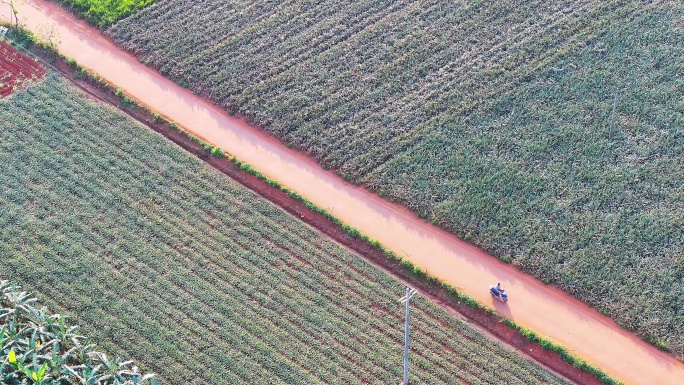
<box><xmin>489</xmin><ymin>285</ymin><xmax>508</xmax><ymax>303</ymax></box>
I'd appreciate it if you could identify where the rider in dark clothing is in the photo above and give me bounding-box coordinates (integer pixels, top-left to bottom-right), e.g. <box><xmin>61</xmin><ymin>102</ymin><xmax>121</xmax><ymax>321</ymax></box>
<box><xmin>495</xmin><ymin>283</ymin><xmax>505</xmax><ymax>299</ymax></box>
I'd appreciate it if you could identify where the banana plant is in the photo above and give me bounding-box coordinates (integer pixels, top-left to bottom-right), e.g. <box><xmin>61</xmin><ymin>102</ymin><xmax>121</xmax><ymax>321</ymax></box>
<box><xmin>1</xmin><ymin>279</ymin><xmax>156</xmax><ymax>384</ymax></box>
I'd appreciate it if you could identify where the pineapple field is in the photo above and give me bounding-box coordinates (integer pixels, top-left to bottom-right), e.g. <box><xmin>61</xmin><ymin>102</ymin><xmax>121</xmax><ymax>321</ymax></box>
<box><xmin>106</xmin><ymin>0</ymin><xmax>684</xmax><ymax>355</ymax></box>
<box><xmin>0</xmin><ymin>74</ymin><xmax>573</xmax><ymax>384</ymax></box>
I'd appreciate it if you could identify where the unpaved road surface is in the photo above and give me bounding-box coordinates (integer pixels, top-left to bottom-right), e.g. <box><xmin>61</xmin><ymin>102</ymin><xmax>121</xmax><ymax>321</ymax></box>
<box><xmin>4</xmin><ymin>1</ymin><xmax>684</xmax><ymax>384</ymax></box>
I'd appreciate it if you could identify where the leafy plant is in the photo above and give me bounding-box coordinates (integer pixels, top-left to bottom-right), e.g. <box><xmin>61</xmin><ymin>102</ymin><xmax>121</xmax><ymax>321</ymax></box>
<box><xmin>209</xmin><ymin>146</ymin><xmax>224</xmax><ymax>157</ymax></box>
<box><xmin>0</xmin><ymin>280</ymin><xmax>157</xmax><ymax>385</ymax></box>
<box><xmin>56</xmin><ymin>0</ymin><xmax>155</xmax><ymax>28</ymax></box>
<box><xmin>115</xmin><ymin>88</ymin><xmax>135</xmax><ymax>108</ymax></box>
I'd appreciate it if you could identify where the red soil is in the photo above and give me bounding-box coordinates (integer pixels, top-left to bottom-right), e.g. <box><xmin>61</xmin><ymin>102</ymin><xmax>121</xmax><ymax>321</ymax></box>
<box><xmin>0</xmin><ymin>40</ymin><xmax>45</xmax><ymax>97</ymax></box>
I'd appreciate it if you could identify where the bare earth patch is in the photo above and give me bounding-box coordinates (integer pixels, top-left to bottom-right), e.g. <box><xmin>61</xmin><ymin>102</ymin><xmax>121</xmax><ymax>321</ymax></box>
<box><xmin>0</xmin><ymin>40</ymin><xmax>45</xmax><ymax>97</ymax></box>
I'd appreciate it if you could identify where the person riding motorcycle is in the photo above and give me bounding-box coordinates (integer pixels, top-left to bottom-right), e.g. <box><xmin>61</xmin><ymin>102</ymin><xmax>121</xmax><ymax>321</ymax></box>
<box><xmin>494</xmin><ymin>283</ymin><xmax>505</xmax><ymax>300</ymax></box>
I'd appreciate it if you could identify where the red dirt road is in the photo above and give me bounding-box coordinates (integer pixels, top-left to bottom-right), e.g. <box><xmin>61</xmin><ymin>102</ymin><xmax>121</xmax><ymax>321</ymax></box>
<box><xmin>5</xmin><ymin>2</ymin><xmax>684</xmax><ymax>384</ymax></box>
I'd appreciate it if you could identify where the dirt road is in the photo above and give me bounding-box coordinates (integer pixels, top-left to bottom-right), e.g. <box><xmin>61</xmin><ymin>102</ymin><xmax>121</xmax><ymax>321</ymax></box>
<box><xmin>4</xmin><ymin>1</ymin><xmax>684</xmax><ymax>384</ymax></box>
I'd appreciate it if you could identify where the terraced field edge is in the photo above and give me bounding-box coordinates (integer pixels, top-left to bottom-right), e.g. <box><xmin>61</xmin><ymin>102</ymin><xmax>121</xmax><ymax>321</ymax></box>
<box><xmin>3</xmin><ymin>27</ymin><xmax>622</xmax><ymax>385</ymax></box>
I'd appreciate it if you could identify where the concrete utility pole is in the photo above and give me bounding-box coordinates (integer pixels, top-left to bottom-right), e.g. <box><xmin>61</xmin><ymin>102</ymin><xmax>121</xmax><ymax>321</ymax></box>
<box><xmin>609</xmin><ymin>91</ymin><xmax>619</xmax><ymax>141</ymax></box>
<box><xmin>398</xmin><ymin>286</ymin><xmax>418</xmax><ymax>385</ymax></box>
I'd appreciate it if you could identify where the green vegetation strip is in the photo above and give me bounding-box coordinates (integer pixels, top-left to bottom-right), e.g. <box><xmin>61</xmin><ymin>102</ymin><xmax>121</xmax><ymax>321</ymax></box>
<box><xmin>0</xmin><ymin>72</ymin><xmax>573</xmax><ymax>384</ymax></box>
<box><xmin>54</xmin><ymin>0</ymin><xmax>154</xmax><ymax>27</ymax></box>
<box><xmin>107</xmin><ymin>0</ymin><xmax>684</xmax><ymax>356</ymax></box>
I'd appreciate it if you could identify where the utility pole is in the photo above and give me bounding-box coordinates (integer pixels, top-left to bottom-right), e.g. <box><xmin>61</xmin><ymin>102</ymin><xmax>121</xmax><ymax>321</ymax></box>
<box><xmin>398</xmin><ymin>286</ymin><xmax>418</xmax><ymax>385</ymax></box>
<box><xmin>609</xmin><ymin>92</ymin><xmax>619</xmax><ymax>141</ymax></box>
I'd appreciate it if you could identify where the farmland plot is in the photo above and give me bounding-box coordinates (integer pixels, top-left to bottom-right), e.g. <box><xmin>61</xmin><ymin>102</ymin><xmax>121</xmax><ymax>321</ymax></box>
<box><xmin>108</xmin><ymin>0</ymin><xmax>684</xmax><ymax>355</ymax></box>
<box><xmin>0</xmin><ymin>75</ymin><xmax>572</xmax><ymax>384</ymax></box>
<box><xmin>0</xmin><ymin>40</ymin><xmax>46</xmax><ymax>97</ymax></box>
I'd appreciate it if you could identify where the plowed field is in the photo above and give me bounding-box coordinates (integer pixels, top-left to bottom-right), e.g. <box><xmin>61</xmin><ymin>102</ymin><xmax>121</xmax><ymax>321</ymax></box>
<box><xmin>0</xmin><ymin>40</ymin><xmax>45</xmax><ymax>97</ymax></box>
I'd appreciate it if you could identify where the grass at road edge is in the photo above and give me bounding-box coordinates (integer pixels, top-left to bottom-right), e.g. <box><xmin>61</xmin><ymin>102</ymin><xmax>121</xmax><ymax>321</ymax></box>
<box><xmin>52</xmin><ymin>0</ymin><xmax>155</xmax><ymax>28</ymax></box>
<box><xmin>3</xmin><ymin>25</ymin><xmax>623</xmax><ymax>385</ymax></box>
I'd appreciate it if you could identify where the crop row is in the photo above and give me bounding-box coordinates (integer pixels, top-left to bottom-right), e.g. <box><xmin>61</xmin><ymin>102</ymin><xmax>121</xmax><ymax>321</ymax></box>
<box><xmin>0</xmin><ymin>75</ymin><xmax>571</xmax><ymax>384</ymax></box>
<box><xmin>0</xmin><ymin>112</ymin><xmax>545</xmax><ymax>384</ymax></box>
<box><xmin>107</xmin><ymin>0</ymin><xmax>684</xmax><ymax>354</ymax></box>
